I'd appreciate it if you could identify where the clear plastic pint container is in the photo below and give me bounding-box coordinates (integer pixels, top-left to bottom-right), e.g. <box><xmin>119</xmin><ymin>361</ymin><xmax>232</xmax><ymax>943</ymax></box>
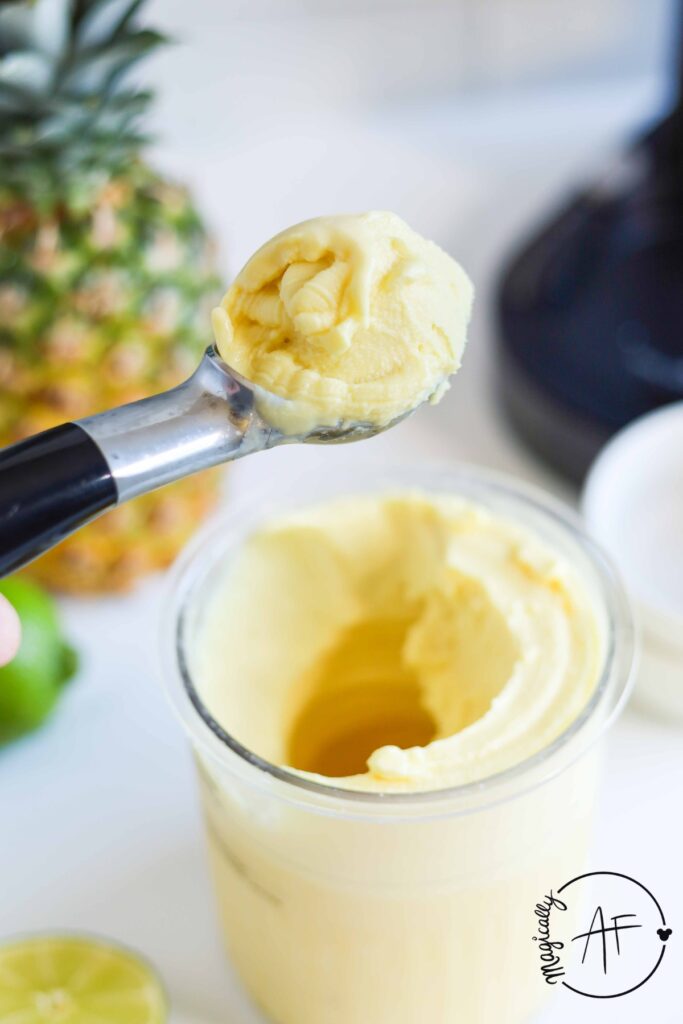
<box><xmin>163</xmin><ymin>464</ymin><xmax>634</xmax><ymax>1024</ymax></box>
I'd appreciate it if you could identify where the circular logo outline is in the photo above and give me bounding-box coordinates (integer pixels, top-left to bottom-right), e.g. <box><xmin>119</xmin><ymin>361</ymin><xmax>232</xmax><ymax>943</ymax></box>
<box><xmin>556</xmin><ymin>870</ymin><xmax>669</xmax><ymax>999</ymax></box>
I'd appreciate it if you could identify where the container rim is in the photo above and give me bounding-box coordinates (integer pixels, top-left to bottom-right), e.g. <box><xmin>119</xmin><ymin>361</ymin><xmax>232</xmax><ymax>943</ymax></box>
<box><xmin>161</xmin><ymin>460</ymin><xmax>636</xmax><ymax>819</ymax></box>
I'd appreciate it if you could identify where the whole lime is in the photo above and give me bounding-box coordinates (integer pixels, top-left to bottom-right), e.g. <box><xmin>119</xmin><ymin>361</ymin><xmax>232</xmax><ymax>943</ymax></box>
<box><xmin>0</xmin><ymin>578</ymin><xmax>78</xmax><ymax>743</ymax></box>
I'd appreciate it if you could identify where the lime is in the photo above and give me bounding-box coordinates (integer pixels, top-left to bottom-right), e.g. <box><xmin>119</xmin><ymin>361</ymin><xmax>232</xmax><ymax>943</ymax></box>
<box><xmin>0</xmin><ymin>579</ymin><xmax>78</xmax><ymax>742</ymax></box>
<box><xmin>0</xmin><ymin>935</ymin><xmax>167</xmax><ymax>1023</ymax></box>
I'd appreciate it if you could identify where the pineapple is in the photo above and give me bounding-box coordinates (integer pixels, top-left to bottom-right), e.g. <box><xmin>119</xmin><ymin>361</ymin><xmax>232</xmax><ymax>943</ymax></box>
<box><xmin>0</xmin><ymin>0</ymin><xmax>223</xmax><ymax>593</ymax></box>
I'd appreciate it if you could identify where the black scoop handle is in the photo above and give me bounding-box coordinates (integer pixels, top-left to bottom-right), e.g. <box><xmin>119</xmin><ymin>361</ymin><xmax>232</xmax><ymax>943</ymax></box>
<box><xmin>0</xmin><ymin>423</ymin><xmax>117</xmax><ymax>578</ymax></box>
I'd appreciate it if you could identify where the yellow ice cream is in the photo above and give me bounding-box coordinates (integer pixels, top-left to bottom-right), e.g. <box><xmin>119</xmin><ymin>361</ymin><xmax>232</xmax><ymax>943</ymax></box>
<box><xmin>196</xmin><ymin>493</ymin><xmax>605</xmax><ymax>792</ymax></box>
<box><xmin>211</xmin><ymin>212</ymin><xmax>473</xmax><ymax>434</ymax></box>
<box><xmin>189</xmin><ymin>489</ymin><xmax>612</xmax><ymax>1024</ymax></box>
<box><xmin>188</xmin><ymin>218</ymin><xmax>611</xmax><ymax>1024</ymax></box>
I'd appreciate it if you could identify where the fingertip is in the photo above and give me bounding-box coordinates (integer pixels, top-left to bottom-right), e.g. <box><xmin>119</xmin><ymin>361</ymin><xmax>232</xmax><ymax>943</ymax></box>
<box><xmin>0</xmin><ymin>594</ymin><xmax>21</xmax><ymax>667</ymax></box>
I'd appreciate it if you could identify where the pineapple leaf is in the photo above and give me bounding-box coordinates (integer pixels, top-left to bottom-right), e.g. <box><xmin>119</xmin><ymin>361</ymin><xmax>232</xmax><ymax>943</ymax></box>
<box><xmin>0</xmin><ymin>0</ymin><xmax>72</xmax><ymax>58</ymax></box>
<box><xmin>0</xmin><ymin>0</ymin><xmax>167</xmax><ymax>205</ymax></box>
<box><xmin>97</xmin><ymin>87</ymin><xmax>152</xmax><ymax>111</ymax></box>
<box><xmin>0</xmin><ymin>52</ymin><xmax>53</xmax><ymax>95</ymax></box>
<box><xmin>0</xmin><ymin>78</ymin><xmax>47</xmax><ymax>113</ymax></box>
<box><xmin>29</xmin><ymin>0</ymin><xmax>73</xmax><ymax>56</ymax></box>
<box><xmin>60</xmin><ymin>30</ymin><xmax>165</xmax><ymax>95</ymax></box>
<box><xmin>0</xmin><ymin>6</ymin><xmax>35</xmax><ymax>54</ymax></box>
<box><xmin>77</xmin><ymin>0</ymin><xmax>147</xmax><ymax>47</ymax></box>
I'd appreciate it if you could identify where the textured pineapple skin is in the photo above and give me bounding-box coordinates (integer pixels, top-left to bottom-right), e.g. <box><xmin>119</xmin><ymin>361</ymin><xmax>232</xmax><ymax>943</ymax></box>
<box><xmin>0</xmin><ymin>162</ymin><xmax>224</xmax><ymax>593</ymax></box>
<box><xmin>27</xmin><ymin>477</ymin><xmax>222</xmax><ymax>594</ymax></box>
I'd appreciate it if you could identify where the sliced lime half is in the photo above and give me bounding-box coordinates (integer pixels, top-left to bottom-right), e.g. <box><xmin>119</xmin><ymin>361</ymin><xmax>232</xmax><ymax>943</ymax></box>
<box><xmin>0</xmin><ymin>935</ymin><xmax>166</xmax><ymax>1023</ymax></box>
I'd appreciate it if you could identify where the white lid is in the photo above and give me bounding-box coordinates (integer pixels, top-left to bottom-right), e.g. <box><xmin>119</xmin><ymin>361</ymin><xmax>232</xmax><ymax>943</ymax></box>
<box><xmin>582</xmin><ymin>401</ymin><xmax>683</xmax><ymax>641</ymax></box>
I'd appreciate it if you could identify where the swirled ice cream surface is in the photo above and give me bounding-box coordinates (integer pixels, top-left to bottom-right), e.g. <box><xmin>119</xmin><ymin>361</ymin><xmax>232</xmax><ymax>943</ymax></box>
<box><xmin>195</xmin><ymin>493</ymin><xmax>605</xmax><ymax>792</ymax></box>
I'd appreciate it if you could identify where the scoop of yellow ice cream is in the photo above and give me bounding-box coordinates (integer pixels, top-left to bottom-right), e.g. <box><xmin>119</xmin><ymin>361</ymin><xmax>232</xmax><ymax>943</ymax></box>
<box><xmin>212</xmin><ymin>212</ymin><xmax>473</xmax><ymax>434</ymax></box>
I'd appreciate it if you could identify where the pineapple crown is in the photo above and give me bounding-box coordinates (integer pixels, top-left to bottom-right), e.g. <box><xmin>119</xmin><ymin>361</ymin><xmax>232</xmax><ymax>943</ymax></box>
<box><xmin>0</xmin><ymin>0</ymin><xmax>166</xmax><ymax>209</ymax></box>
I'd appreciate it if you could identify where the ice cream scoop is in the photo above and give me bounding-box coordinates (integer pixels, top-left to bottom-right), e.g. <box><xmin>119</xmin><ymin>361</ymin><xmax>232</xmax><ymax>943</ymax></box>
<box><xmin>0</xmin><ymin>345</ymin><xmax>419</xmax><ymax>578</ymax></box>
<box><xmin>0</xmin><ymin>212</ymin><xmax>472</xmax><ymax>577</ymax></box>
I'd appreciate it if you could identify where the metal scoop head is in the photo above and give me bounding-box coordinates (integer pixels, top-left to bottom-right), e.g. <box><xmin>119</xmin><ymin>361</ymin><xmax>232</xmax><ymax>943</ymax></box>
<box><xmin>212</xmin><ymin>347</ymin><xmax>413</xmax><ymax>446</ymax></box>
<box><xmin>77</xmin><ymin>346</ymin><xmax>416</xmax><ymax>503</ymax></box>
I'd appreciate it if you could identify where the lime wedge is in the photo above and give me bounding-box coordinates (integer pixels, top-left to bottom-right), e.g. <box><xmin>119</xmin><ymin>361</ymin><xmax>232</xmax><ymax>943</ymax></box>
<box><xmin>0</xmin><ymin>935</ymin><xmax>166</xmax><ymax>1023</ymax></box>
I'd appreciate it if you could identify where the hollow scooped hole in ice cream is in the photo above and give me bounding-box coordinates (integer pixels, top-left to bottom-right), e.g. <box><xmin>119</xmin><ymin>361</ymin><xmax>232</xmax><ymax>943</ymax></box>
<box><xmin>193</xmin><ymin>494</ymin><xmax>536</xmax><ymax>788</ymax></box>
<box><xmin>286</xmin><ymin>584</ymin><xmax>518</xmax><ymax>777</ymax></box>
<box><xmin>286</xmin><ymin>616</ymin><xmax>439</xmax><ymax>777</ymax></box>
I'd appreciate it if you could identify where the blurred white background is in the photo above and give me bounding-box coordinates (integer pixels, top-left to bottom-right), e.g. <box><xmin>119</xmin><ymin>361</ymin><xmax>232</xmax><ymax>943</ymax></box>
<box><xmin>137</xmin><ymin>0</ymin><xmax>676</xmax><ymax>496</ymax></box>
<box><xmin>148</xmin><ymin>0</ymin><xmax>671</xmax><ymax>126</ymax></box>
<box><xmin>146</xmin><ymin>0</ymin><xmax>674</xmax><ymax>277</ymax></box>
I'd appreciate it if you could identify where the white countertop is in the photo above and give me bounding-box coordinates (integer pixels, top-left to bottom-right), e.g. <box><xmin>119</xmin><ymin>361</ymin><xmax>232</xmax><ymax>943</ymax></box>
<box><xmin>2</xmin><ymin>79</ymin><xmax>681</xmax><ymax>1024</ymax></box>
